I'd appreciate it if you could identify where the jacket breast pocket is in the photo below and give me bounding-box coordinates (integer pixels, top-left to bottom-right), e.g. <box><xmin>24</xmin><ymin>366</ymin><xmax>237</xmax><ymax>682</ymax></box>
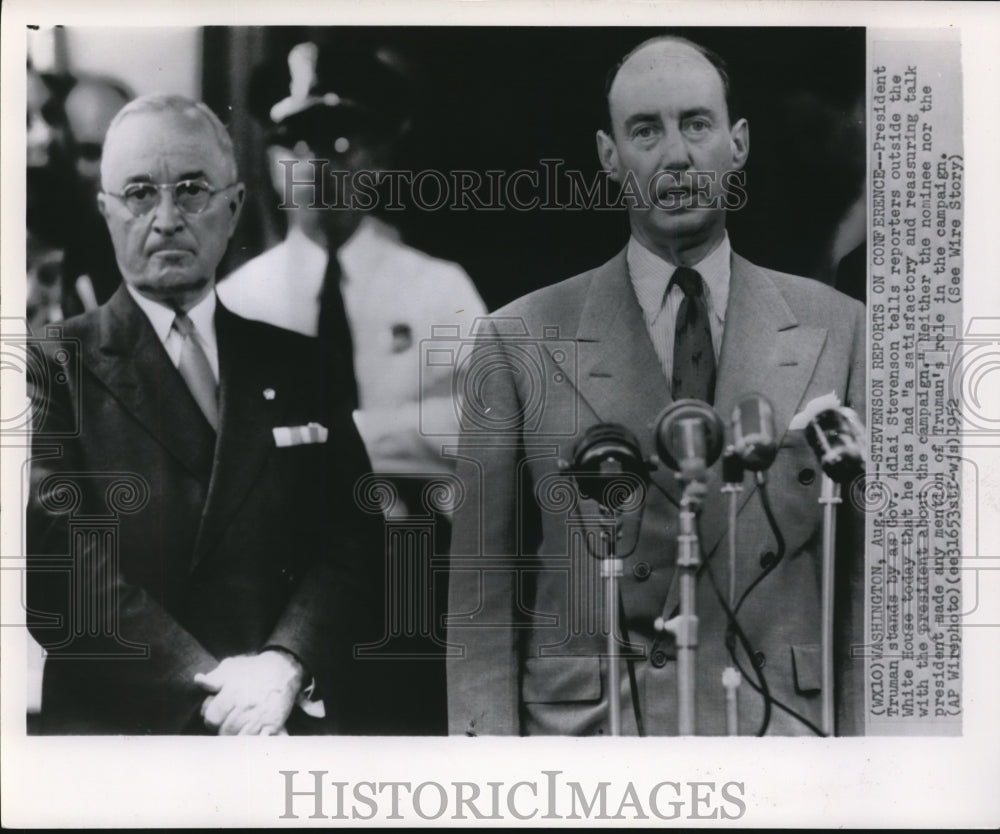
<box><xmin>521</xmin><ymin>656</ymin><xmax>602</xmax><ymax>704</ymax></box>
<box><xmin>271</xmin><ymin>439</ymin><xmax>328</xmax><ymax>474</ymax></box>
<box><xmin>772</xmin><ymin>431</ymin><xmax>824</xmax><ymax>524</ymax></box>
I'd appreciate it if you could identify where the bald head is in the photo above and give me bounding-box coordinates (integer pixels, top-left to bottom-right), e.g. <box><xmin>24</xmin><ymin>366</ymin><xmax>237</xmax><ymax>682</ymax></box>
<box><xmin>101</xmin><ymin>94</ymin><xmax>238</xmax><ymax>189</ymax></box>
<box><xmin>606</xmin><ymin>36</ymin><xmax>735</xmax><ymax>132</ymax></box>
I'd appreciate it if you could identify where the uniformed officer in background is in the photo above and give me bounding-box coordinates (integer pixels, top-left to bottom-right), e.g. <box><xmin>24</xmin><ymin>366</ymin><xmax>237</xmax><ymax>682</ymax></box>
<box><xmin>219</xmin><ymin>40</ymin><xmax>487</xmax><ymax>734</ymax></box>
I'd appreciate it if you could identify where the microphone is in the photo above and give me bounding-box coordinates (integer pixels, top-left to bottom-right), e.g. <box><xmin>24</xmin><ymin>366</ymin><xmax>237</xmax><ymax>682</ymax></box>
<box><xmin>653</xmin><ymin>399</ymin><xmax>725</xmax><ymax>483</ymax></box>
<box><xmin>731</xmin><ymin>393</ymin><xmax>778</xmax><ymax>472</ymax></box>
<box><xmin>804</xmin><ymin>407</ymin><xmax>866</xmax><ymax>484</ymax></box>
<box><xmin>570</xmin><ymin>423</ymin><xmax>648</xmax><ymax>511</ymax></box>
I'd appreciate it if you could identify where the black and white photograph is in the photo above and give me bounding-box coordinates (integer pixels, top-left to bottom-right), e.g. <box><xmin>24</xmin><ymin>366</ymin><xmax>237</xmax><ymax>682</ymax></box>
<box><xmin>2</xmin><ymin>0</ymin><xmax>998</xmax><ymax>827</ymax></box>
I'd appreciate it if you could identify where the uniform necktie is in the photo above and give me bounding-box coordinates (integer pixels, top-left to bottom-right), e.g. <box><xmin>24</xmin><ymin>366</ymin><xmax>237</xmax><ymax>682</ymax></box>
<box><xmin>172</xmin><ymin>311</ymin><xmax>219</xmax><ymax>430</ymax></box>
<box><xmin>668</xmin><ymin>266</ymin><xmax>716</xmax><ymax>404</ymax></box>
<box><xmin>317</xmin><ymin>253</ymin><xmax>359</xmax><ymax>411</ymax></box>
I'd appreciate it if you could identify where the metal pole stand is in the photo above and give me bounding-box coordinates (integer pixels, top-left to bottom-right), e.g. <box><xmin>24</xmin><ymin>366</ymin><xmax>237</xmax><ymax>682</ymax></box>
<box><xmin>722</xmin><ymin>666</ymin><xmax>741</xmax><ymax>734</ymax></box>
<box><xmin>655</xmin><ymin>480</ymin><xmax>707</xmax><ymax>735</ymax></box>
<box><xmin>819</xmin><ymin>474</ymin><xmax>841</xmax><ymax>736</ymax></box>
<box><xmin>601</xmin><ymin>529</ymin><xmax>624</xmax><ymax>737</ymax></box>
<box><xmin>720</xmin><ymin>476</ymin><xmax>743</xmax><ymax>735</ymax></box>
<box><xmin>564</xmin><ymin>422</ymin><xmax>650</xmax><ymax>737</ymax></box>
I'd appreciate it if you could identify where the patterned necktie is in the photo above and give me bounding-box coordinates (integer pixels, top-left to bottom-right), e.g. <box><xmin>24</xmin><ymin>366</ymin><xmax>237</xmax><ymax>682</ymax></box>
<box><xmin>317</xmin><ymin>253</ymin><xmax>359</xmax><ymax>411</ymax></box>
<box><xmin>668</xmin><ymin>266</ymin><xmax>716</xmax><ymax>404</ymax></box>
<box><xmin>172</xmin><ymin>312</ymin><xmax>219</xmax><ymax>430</ymax></box>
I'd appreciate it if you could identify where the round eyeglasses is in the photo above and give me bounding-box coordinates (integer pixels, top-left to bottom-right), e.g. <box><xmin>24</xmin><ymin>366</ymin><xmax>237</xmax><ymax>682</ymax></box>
<box><xmin>103</xmin><ymin>180</ymin><xmax>237</xmax><ymax>217</ymax></box>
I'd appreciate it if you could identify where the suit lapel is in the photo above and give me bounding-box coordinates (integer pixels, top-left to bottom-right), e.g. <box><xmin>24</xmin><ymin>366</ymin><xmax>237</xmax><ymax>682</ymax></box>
<box><xmin>87</xmin><ymin>286</ymin><xmax>216</xmax><ymax>481</ymax></box>
<box><xmin>654</xmin><ymin>254</ymin><xmax>829</xmax><ymax>625</ymax></box>
<box><xmin>542</xmin><ymin>249</ymin><xmax>828</xmax><ymax>556</ymax></box>
<box><xmin>190</xmin><ymin>304</ymin><xmax>288</xmax><ymax>569</ymax></box>
<box><xmin>698</xmin><ymin>254</ymin><xmax>828</xmax><ymax>558</ymax></box>
<box><xmin>565</xmin><ymin>250</ymin><xmax>679</xmax><ymax>503</ymax></box>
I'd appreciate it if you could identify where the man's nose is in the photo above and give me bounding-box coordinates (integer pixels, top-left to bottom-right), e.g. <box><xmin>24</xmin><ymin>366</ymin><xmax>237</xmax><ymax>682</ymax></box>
<box><xmin>150</xmin><ymin>188</ymin><xmax>184</xmax><ymax>234</ymax></box>
<box><xmin>658</xmin><ymin>127</ymin><xmax>692</xmax><ymax>171</ymax></box>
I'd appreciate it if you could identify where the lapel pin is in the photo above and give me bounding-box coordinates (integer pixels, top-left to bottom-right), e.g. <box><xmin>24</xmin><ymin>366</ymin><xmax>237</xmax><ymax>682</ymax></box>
<box><xmin>263</xmin><ymin>388</ymin><xmax>276</xmax><ymax>401</ymax></box>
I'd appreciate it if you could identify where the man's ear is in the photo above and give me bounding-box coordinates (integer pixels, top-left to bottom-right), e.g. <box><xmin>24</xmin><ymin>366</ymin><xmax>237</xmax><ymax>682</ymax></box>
<box><xmin>596</xmin><ymin>129</ymin><xmax>622</xmax><ymax>183</ymax></box>
<box><xmin>729</xmin><ymin>118</ymin><xmax>750</xmax><ymax>170</ymax></box>
<box><xmin>226</xmin><ymin>183</ymin><xmax>246</xmax><ymax>236</ymax></box>
<box><xmin>96</xmin><ymin>192</ymin><xmax>110</xmax><ymax>223</ymax></box>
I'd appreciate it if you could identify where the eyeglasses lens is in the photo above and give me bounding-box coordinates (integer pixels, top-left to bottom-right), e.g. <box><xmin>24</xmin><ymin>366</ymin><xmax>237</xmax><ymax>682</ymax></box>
<box><xmin>123</xmin><ymin>182</ymin><xmax>212</xmax><ymax>215</ymax></box>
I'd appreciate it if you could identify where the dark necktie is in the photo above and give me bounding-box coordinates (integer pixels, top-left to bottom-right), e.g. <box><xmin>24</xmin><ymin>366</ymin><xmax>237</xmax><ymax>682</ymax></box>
<box><xmin>172</xmin><ymin>312</ymin><xmax>219</xmax><ymax>430</ymax></box>
<box><xmin>668</xmin><ymin>266</ymin><xmax>716</xmax><ymax>404</ymax></box>
<box><xmin>317</xmin><ymin>252</ymin><xmax>359</xmax><ymax>411</ymax></box>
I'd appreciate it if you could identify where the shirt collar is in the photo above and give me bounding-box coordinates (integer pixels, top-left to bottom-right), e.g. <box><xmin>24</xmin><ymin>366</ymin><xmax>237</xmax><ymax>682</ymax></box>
<box><xmin>338</xmin><ymin>215</ymin><xmax>401</xmax><ymax>284</ymax></box>
<box><xmin>126</xmin><ymin>283</ymin><xmax>217</xmax><ymax>344</ymax></box>
<box><xmin>627</xmin><ymin>232</ymin><xmax>732</xmax><ymax>325</ymax></box>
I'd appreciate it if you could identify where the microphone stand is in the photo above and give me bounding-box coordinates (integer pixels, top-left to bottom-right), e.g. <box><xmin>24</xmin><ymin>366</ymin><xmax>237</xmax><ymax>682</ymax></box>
<box><xmin>600</xmin><ymin>516</ymin><xmax>624</xmax><ymax>737</ymax></box>
<box><xmin>651</xmin><ymin>400</ymin><xmax>726</xmax><ymax>737</ymax></box>
<box><xmin>819</xmin><ymin>474</ymin><xmax>841</xmax><ymax>737</ymax></box>
<box><xmin>584</xmin><ymin>481</ymin><xmax>638</xmax><ymax>738</ymax></box>
<box><xmin>805</xmin><ymin>406</ymin><xmax>865</xmax><ymax>738</ymax></box>
<box><xmin>567</xmin><ymin>423</ymin><xmax>649</xmax><ymax>738</ymax></box>
<box><xmin>720</xmin><ymin>450</ymin><xmax>744</xmax><ymax>735</ymax></box>
<box><xmin>657</xmin><ymin>478</ymin><xmax>707</xmax><ymax>736</ymax></box>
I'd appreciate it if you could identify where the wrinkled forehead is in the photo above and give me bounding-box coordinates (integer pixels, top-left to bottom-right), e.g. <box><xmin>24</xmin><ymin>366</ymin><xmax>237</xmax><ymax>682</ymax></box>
<box><xmin>101</xmin><ymin>108</ymin><xmax>233</xmax><ymax>189</ymax></box>
<box><xmin>608</xmin><ymin>41</ymin><xmax>728</xmax><ymax>123</ymax></box>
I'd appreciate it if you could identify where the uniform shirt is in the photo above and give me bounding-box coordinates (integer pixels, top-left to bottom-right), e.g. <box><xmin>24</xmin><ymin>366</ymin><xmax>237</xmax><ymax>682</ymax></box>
<box><xmin>627</xmin><ymin>232</ymin><xmax>731</xmax><ymax>384</ymax></box>
<box><xmin>219</xmin><ymin>215</ymin><xmax>488</xmax><ymax>478</ymax></box>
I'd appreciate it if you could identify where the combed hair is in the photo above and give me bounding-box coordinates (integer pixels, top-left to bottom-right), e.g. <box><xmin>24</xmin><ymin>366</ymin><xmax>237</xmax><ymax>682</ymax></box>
<box><xmin>604</xmin><ymin>35</ymin><xmax>737</xmax><ymax>131</ymax></box>
<box><xmin>103</xmin><ymin>93</ymin><xmax>238</xmax><ymax>181</ymax></box>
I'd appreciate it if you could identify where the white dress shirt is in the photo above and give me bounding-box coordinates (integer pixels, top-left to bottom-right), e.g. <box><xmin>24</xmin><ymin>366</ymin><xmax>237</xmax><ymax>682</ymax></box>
<box><xmin>219</xmin><ymin>215</ymin><xmax>488</xmax><ymax>478</ymax></box>
<box><xmin>627</xmin><ymin>233</ymin><xmax>731</xmax><ymax>384</ymax></box>
<box><xmin>126</xmin><ymin>284</ymin><xmax>220</xmax><ymax>382</ymax></box>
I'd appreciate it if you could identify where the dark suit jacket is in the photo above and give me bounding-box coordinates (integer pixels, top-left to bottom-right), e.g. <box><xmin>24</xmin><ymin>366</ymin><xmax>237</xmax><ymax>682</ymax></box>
<box><xmin>27</xmin><ymin>286</ymin><xmax>387</xmax><ymax>734</ymax></box>
<box><xmin>446</xmin><ymin>249</ymin><xmax>867</xmax><ymax>736</ymax></box>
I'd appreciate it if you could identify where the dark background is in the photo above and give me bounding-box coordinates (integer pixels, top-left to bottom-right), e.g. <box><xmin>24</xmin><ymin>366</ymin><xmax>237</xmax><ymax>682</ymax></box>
<box><xmin>204</xmin><ymin>26</ymin><xmax>866</xmax><ymax>311</ymax></box>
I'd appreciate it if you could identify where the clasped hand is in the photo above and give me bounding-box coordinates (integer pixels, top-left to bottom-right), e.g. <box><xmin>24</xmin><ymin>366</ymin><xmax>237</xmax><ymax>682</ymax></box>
<box><xmin>194</xmin><ymin>650</ymin><xmax>304</xmax><ymax>735</ymax></box>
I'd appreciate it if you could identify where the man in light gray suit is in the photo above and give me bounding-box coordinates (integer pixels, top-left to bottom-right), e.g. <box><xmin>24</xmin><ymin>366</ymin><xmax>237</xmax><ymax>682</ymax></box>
<box><xmin>445</xmin><ymin>35</ymin><xmax>866</xmax><ymax>736</ymax></box>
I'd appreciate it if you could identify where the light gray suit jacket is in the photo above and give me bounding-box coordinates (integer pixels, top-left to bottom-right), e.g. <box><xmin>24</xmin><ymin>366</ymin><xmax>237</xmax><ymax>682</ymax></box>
<box><xmin>445</xmin><ymin>249</ymin><xmax>867</xmax><ymax>736</ymax></box>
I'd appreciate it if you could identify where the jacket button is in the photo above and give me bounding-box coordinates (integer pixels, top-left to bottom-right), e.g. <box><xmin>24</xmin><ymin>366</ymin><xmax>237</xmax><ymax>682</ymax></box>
<box><xmin>798</xmin><ymin>467</ymin><xmax>816</xmax><ymax>485</ymax></box>
<box><xmin>651</xmin><ymin>649</ymin><xmax>668</xmax><ymax>668</ymax></box>
<box><xmin>632</xmin><ymin>561</ymin><xmax>651</xmax><ymax>581</ymax></box>
<box><xmin>759</xmin><ymin>550</ymin><xmax>777</xmax><ymax>569</ymax></box>
<box><xmin>752</xmin><ymin>651</ymin><xmax>766</xmax><ymax>669</ymax></box>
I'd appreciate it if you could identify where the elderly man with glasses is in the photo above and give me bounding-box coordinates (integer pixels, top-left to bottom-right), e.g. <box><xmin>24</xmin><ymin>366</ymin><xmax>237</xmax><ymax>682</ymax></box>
<box><xmin>25</xmin><ymin>94</ymin><xmax>388</xmax><ymax>735</ymax></box>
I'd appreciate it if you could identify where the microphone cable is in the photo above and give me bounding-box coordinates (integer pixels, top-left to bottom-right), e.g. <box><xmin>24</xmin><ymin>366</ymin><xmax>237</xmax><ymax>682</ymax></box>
<box><xmin>732</xmin><ymin>474</ymin><xmax>786</xmax><ymax>616</ymax></box>
<box><xmin>618</xmin><ymin>588</ymin><xmax>646</xmax><ymax>737</ymax></box>
<box><xmin>645</xmin><ymin>474</ymin><xmax>777</xmax><ymax>733</ymax></box>
<box><xmin>697</xmin><ymin>515</ymin><xmax>774</xmax><ymax>736</ymax></box>
<box><xmin>727</xmin><ymin>647</ymin><xmax>826</xmax><ymax>737</ymax></box>
<box><xmin>723</xmin><ymin>477</ymin><xmax>827</xmax><ymax>737</ymax></box>
<box><xmin>643</xmin><ymin>456</ymin><xmax>826</xmax><ymax>734</ymax></box>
